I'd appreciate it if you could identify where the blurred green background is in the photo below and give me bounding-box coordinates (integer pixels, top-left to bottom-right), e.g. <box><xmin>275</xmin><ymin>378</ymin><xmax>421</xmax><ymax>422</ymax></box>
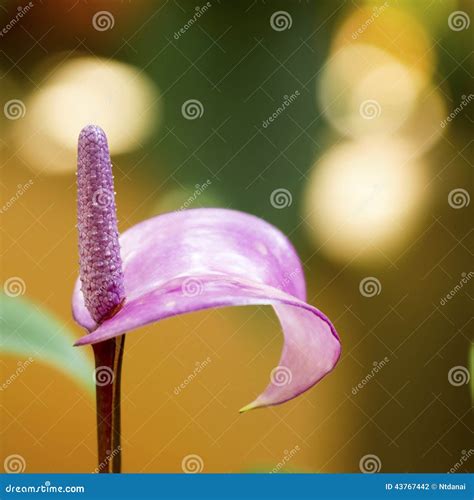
<box><xmin>0</xmin><ymin>0</ymin><xmax>472</xmax><ymax>473</ymax></box>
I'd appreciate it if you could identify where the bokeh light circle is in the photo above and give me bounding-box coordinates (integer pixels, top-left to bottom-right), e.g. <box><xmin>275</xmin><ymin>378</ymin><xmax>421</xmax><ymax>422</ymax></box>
<box><xmin>304</xmin><ymin>139</ymin><xmax>428</xmax><ymax>264</ymax></box>
<box><xmin>318</xmin><ymin>44</ymin><xmax>423</xmax><ymax>138</ymax></box>
<box><xmin>13</xmin><ymin>56</ymin><xmax>161</xmax><ymax>175</ymax></box>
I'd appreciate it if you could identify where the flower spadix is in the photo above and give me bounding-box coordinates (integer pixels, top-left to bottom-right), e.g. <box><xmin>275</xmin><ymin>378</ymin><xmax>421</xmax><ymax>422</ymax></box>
<box><xmin>73</xmin><ymin>125</ymin><xmax>341</xmax><ymax>411</ymax></box>
<box><xmin>77</xmin><ymin>125</ymin><xmax>125</xmax><ymax>323</ymax></box>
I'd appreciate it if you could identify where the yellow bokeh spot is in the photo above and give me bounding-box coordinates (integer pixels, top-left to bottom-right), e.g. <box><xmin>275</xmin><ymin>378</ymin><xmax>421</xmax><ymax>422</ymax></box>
<box><xmin>332</xmin><ymin>5</ymin><xmax>435</xmax><ymax>79</ymax></box>
<box><xmin>304</xmin><ymin>139</ymin><xmax>428</xmax><ymax>264</ymax></box>
<box><xmin>13</xmin><ymin>56</ymin><xmax>160</xmax><ymax>174</ymax></box>
<box><xmin>318</xmin><ymin>44</ymin><xmax>424</xmax><ymax>138</ymax></box>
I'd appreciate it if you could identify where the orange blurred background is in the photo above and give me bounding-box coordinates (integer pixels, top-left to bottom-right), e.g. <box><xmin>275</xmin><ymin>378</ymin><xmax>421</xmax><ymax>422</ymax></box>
<box><xmin>1</xmin><ymin>0</ymin><xmax>472</xmax><ymax>473</ymax></box>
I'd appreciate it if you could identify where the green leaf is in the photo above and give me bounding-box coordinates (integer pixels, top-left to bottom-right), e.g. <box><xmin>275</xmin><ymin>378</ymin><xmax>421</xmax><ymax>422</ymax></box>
<box><xmin>0</xmin><ymin>293</ymin><xmax>94</xmax><ymax>393</ymax></box>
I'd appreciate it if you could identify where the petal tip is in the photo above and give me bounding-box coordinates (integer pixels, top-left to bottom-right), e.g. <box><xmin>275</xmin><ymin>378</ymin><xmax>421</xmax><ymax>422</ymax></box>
<box><xmin>74</xmin><ymin>337</ymin><xmax>89</xmax><ymax>347</ymax></box>
<box><xmin>239</xmin><ymin>399</ymin><xmax>263</xmax><ymax>414</ymax></box>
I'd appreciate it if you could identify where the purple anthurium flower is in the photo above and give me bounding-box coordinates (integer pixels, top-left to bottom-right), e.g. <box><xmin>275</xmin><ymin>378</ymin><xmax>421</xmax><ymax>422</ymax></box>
<box><xmin>73</xmin><ymin>125</ymin><xmax>341</xmax><ymax>473</ymax></box>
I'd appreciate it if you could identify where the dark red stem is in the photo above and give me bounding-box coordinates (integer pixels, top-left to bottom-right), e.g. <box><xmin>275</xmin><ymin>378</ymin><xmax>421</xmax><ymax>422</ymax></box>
<box><xmin>92</xmin><ymin>335</ymin><xmax>125</xmax><ymax>473</ymax></box>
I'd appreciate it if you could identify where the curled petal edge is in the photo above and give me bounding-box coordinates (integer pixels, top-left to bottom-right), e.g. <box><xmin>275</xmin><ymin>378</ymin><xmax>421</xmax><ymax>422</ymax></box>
<box><xmin>75</xmin><ymin>275</ymin><xmax>340</xmax><ymax>411</ymax></box>
<box><xmin>72</xmin><ymin>209</ymin><xmax>341</xmax><ymax>411</ymax></box>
